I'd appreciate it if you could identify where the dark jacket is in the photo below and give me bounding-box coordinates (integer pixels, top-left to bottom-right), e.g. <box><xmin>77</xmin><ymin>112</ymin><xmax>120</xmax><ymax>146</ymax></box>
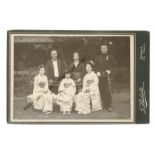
<box><xmin>45</xmin><ymin>59</ymin><xmax>65</xmax><ymax>81</ymax></box>
<box><xmin>69</xmin><ymin>62</ymin><xmax>85</xmax><ymax>81</ymax></box>
<box><xmin>95</xmin><ymin>54</ymin><xmax>114</xmax><ymax>73</ymax></box>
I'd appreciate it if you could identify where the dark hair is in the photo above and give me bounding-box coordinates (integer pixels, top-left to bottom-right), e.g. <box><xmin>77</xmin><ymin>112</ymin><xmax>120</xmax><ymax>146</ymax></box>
<box><xmin>65</xmin><ymin>68</ymin><xmax>71</xmax><ymax>74</ymax></box>
<box><xmin>100</xmin><ymin>40</ymin><xmax>109</xmax><ymax>47</ymax></box>
<box><xmin>86</xmin><ymin>61</ymin><xmax>94</xmax><ymax>70</ymax></box>
<box><xmin>38</xmin><ymin>65</ymin><xmax>45</xmax><ymax>72</ymax></box>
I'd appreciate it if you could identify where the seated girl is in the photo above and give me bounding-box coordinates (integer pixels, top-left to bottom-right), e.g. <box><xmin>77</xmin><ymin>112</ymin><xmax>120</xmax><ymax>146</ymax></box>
<box><xmin>74</xmin><ymin>61</ymin><xmax>102</xmax><ymax>114</ymax></box>
<box><xmin>57</xmin><ymin>69</ymin><xmax>76</xmax><ymax>114</ymax></box>
<box><xmin>31</xmin><ymin>65</ymin><xmax>56</xmax><ymax>114</ymax></box>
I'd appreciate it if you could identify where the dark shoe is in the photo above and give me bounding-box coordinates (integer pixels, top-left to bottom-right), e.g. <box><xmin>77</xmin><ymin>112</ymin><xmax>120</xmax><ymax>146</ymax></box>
<box><xmin>107</xmin><ymin>107</ymin><xmax>112</xmax><ymax>112</ymax></box>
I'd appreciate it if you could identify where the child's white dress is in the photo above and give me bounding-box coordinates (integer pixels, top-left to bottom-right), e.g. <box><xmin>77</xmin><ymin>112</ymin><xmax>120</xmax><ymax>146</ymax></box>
<box><xmin>32</xmin><ymin>74</ymin><xmax>56</xmax><ymax>112</ymax></box>
<box><xmin>57</xmin><ymin>78</ymin><xmax>76</xmax><ymax>112</ymax></box>
<box><xmin>75</xmin><ymin>71</ymin><xmax>102</xmax><ymax>114</ymax></box>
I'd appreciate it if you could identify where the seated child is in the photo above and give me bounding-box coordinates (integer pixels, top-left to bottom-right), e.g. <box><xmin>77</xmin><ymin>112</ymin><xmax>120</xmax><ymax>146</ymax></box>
<box><xmin>57</xmin><ymin>69</ymin><xmax>76</xmax><ymax>114</ymax></box>
<box><xmin>28</xmin><ymin>65</ymin><xmax>56</xmax><ymax>114</ymax></box>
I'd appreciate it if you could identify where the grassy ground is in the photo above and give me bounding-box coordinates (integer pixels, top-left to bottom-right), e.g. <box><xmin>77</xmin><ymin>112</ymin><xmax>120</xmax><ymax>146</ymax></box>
<box><xmin>13</xmin><ymin>89</ymin><xmax>130</xmax><ymax>121</ymax></box>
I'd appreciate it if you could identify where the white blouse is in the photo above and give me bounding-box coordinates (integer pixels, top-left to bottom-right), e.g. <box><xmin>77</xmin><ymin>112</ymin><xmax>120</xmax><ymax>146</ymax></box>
<box><xmin>52</xmin><ymin>60</ymin><xmax>59</xmax><ymax>77</ymax></box>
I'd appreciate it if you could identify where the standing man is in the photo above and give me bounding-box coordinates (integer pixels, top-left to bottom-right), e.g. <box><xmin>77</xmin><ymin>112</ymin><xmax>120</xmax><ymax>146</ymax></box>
<box><xmin>46</xmin><ymin>49</ymin><xmax>65</xmax><ymax>93</ymax></box>
<box><xmin>95</xmin><ymin>44</ymin><xmax>113</xmax><ymax>112</ymax></box>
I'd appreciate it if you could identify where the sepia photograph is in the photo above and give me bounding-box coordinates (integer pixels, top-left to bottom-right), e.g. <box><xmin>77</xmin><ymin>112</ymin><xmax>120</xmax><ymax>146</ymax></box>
<box><xmin>7</xmin><ymin>31</ymin><xmax>136</xmax><ymax>123</ymax></box>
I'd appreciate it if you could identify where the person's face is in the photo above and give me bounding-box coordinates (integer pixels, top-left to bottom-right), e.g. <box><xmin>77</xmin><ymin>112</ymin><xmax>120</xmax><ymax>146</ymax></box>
<box><xmin>65</xmin><ymin>73</ymin><xmax>71</xmax><ymax>78</ymax></box>
<box><xmin>73</xmin><ymin>52</ymin><xmax>79</xmax><ymax>60</ymax></box>
<box><xmin>51</xmin><ymin>50</ymin><xmax>57</xmax><ymax>60</ymax></box>
<box><xmin>39</xmin><ymin>68</ymin><xmax>45</xmax><ymax>75</ymax></box>
<box><xmin>101</xmin><ymin>45</ymin><xmax>108</xmax><ymax>54</ymax></box>
<box><xmin>86</xmin><ymin>64</ymin><xmax>92</xmax><ymax>73</ymax></box>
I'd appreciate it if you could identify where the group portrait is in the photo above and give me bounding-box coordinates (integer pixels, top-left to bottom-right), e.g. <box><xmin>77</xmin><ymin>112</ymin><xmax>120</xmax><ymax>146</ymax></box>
<box><xmin>8</xmin><ymin>31</ymin><xmax>135</xmax><ymax>123</ymax></box>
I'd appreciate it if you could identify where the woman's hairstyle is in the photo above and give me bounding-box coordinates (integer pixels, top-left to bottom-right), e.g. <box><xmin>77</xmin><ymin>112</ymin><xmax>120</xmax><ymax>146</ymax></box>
<box><xmin>38</xmin><ymin>64</ymin><xmax>45</xmax><ymax>72</ymax></box>
<box><xmin>86</xmin><ymin>61</ymin><xmax>94</xmax><ymax>70</ymax></box>
<box><xmin>65</xmin><ymin>69</ymin><xmax>71</xmax><ymax>74</ymax></box>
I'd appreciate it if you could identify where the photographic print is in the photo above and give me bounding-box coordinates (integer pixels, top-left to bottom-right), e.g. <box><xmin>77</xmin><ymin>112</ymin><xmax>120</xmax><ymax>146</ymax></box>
<box><xmin>7</xmin><ymin>30</ymin><xmax>149</xmax><ymax>123</ymax></box>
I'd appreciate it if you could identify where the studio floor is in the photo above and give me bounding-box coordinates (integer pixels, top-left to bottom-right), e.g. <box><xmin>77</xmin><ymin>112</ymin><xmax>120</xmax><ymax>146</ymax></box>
<box><xmin>12</xmin><ymin>89</ymin><xmax>131</xmax><ymax>121</ymax></box>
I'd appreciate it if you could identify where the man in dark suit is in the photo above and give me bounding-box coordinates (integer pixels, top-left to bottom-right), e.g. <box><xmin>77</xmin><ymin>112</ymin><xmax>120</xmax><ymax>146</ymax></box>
<box><xmin>46</xmin><ymin>50</ymin><xmax>65</xmax><ymax>92</ymax></box>
<box><xmin>95</xmin><ymin>44</ymin><xmax>113</xmax><ymax>112</ymax></box>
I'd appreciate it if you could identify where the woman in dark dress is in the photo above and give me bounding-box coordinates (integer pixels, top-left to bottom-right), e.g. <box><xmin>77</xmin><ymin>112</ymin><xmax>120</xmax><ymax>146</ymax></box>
<box><xmin>69</xmin><ymin>52</ymin><xmax>85</xmax><ymax>92</ymax></box>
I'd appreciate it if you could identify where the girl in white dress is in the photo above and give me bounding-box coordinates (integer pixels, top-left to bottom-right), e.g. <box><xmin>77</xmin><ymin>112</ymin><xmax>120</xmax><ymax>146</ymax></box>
<box><xmin>75</xmin><ymin>61</ymin><xmax>102</xmax><ymax>114</ymax></box>
<box><xmin>32</xmin><ymin>65</ymin><xmax>56</xmax><ymax>114</ymax></box>
<box><xmin>57</xmin><ymin>70</ymin><xmax>76</xmax><ymax>114</ymax></box>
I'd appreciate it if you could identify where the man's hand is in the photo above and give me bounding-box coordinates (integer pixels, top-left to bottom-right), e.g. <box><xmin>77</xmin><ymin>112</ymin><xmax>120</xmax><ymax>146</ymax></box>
<box><xmin>97</xmin><ymin>72</ymin><xmax>101</xmax><ymax>77</ymax></box>
<box><xmin>106</xmin><ymin>70</ymin><xmax>111</xmax><ymax>75</ymax></box>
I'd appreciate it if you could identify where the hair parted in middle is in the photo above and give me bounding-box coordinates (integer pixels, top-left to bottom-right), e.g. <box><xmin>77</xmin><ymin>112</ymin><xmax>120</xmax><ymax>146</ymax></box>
<box><xmin>86</xmin><ymin>60</ymin><xmax>95</xmax><ymax>70</ymax></box>
<box><xmin>38</xmin><ymin>64</ymin><xmax>45</xmax><ymax>71</ymax></box>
